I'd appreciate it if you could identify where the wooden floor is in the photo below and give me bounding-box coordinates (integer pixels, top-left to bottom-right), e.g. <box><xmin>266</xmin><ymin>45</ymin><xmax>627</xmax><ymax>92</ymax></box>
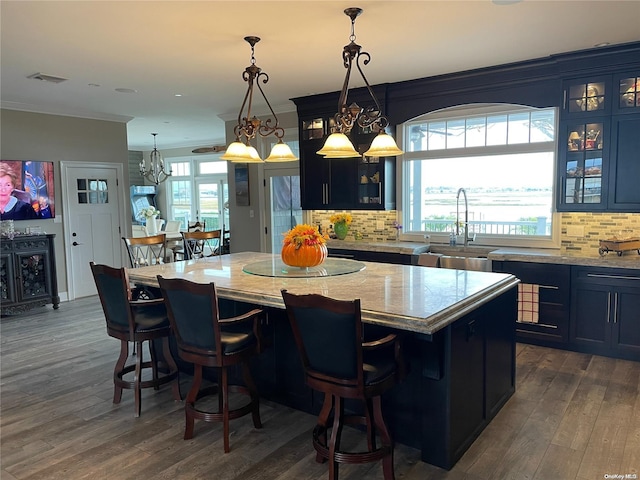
<box><xmin>1</xmin><ymin>296</ymin><xmax>638</xmax><ymax>480</ymax></box>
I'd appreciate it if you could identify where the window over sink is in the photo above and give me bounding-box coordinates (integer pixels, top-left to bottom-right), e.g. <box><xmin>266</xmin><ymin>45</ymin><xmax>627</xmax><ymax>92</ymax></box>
<box><xmin>399</xmin><ymin>104</ymin><xmax>559</xmax><ymax>248</ymax></box>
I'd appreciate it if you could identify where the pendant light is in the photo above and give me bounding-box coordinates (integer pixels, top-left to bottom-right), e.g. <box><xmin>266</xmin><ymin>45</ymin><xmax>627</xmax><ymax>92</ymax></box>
<box><xmin>222</xmin><ymin>36</ymin><xmax>298</xmax><ymax>163</ymax></box>
<box><xmin>317</xmin><ymin>7</ymin><xmax>403</xmax><ymax>159</ymax></box>
<box><xmin>139</xmin><ymin>133</ymin><xmax>172</xmax><ymax>184</ymax></box>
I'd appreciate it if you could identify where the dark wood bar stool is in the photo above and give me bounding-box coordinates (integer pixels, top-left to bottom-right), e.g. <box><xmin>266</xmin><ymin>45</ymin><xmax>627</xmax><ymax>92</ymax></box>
<box><xmin>281</xmin><ymin>289</ymin><xmax>404</xmax><ymax>480</ymax></box>
<box><xmin>90</xmin><ymin>263</ymin><xmax>181</xmax><ymax>417</ymax></box>
<box><xmin>157</xmin><ymin>275</ymin><xmax>264</xmax><ymax>453</ymax></box>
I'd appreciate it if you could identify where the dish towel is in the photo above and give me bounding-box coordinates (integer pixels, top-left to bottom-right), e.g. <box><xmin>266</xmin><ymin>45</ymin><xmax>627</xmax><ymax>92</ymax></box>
<box><xmin>517</xmin><ymin>283</ymin><xmax>539</xmax><ymax>323</ymax></box>
<box><xmin>417</xmin><ymin>253</ymin><xmax>443</xmax><ymax>268</ymax></box>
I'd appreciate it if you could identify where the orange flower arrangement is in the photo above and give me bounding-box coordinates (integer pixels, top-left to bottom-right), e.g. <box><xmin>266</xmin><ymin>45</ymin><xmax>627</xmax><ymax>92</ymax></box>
<box><xmin>281</xmin><ymin>224</ymin><xmax>329</xmax><ymax>268</ymax></box>
<box><xmin>282</xmin><ymin>224</ymin><xmax>329</xmax><ymax>249</ymax></box>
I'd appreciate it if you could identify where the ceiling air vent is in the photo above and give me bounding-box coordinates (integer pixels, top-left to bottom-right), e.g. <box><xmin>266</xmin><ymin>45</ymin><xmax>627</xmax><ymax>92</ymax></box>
<box><xmin>27</xmin><ymin>72</ymin><xmax>68</xmax><ymax>84</ymax></box>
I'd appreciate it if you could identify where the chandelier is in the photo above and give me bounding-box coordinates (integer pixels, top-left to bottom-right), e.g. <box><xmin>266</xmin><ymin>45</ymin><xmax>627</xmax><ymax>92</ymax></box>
<box><xmin>222</xmin><ymin>36</ymin><xmax>298</xmax><ymax>163</ymax></box>
<box><xmin>139</xmin><ymin>133</ymin><xmax>171</xmax><ymax>184</ymax></box>
<box><xmin>317</xmin><ymin>7</ymin><xmax>403</xmax><ymax>158</ymax></box>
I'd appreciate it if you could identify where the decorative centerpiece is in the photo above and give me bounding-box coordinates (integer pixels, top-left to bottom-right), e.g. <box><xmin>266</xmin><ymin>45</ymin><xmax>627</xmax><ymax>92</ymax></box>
<box><xmin>281</xmin><ymin>224</ymin><xmax>329</xmax><ymax>268</ymax></box>
<box><xmin>330</xmin><ymin>212</ymin><xmax>352</xmax><ymax>240</ymax></box>
<box><xmin>138</xmin><ymin>206</ymin><xmax>161</xmax><ymax>235</ymax></box>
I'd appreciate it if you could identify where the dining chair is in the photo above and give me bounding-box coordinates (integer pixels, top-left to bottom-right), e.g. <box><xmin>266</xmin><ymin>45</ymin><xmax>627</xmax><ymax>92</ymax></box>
<box><xmin>222</xmin><ymin>229</ymin><xmax>231</xmax><ymax>254</ymax></box>
<box><xmin>163</xmin><ymin>220</ymin><xmax>184</xmax><ymax>261</ymax></box>
<box><xmin>131</xmin><ymin>225</ymin><xmax>147</xmax><ymax>238</ymax></box>
<box><xmin>188</xmin><ymin>220</ymin><xmax>206</xmax><ymax>232</ymax></box>
<box><xmin>157</xmin><ymin>275</ymin><xmax>264</xmax><ymax>452</ymax></box>
<box><xmin>181</xmin><ymin>230</ymin><xmax>222</xmax><ymax>260</ymax></box>
<box><xmin>90</xmin><ymin>262</ymin><xmax>181</xmax><ymax>417</ymax></box>
<box><xmin>280</xmin><ymin>289</ymin><xmax>404</xmax><ymax>480</ymax></box>
<box><xmin>123</xmin><ymin>233</ymin><xmax>169</xmax><ymax>267</ymax></box>
<box><xmin>122</xmin><ymin>233</ymin><xmax>169</xmax><ymax>300</ymax></box>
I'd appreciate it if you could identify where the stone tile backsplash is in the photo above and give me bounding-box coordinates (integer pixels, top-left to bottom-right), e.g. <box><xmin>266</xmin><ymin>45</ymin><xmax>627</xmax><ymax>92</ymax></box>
<box><xmin>560</xmin><ymin>212</ymin><xmax>640</xmax><ymax>255</ymax></box>
<box><xmin>311</xmin><ymin>210</ymin><xmax>640</xmax><ymax>255</ymax></box>
<box><xmin>310</xmin><ymin>210</ymin><xmax>400</xmax><ymax>242</ymax></box>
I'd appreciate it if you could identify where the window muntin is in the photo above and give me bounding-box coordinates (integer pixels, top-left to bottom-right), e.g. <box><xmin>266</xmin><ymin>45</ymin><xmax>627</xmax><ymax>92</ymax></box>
<box><xmin>166</xmin><ymin>158</ymin><xmax>228</xmax><ymax>230</ymax></box>
<box><xmin>407</xmin><ymin>107</ymin><xmax>555</xmax><ymax>152</ymax></box>
<box><xmin>402</xmin><ymin>105</ymin><xmax>557</xmax><ymax>245</ymax></box>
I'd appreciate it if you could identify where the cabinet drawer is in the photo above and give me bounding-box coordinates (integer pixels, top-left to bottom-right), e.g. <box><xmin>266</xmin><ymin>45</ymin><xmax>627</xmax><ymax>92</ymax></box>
<box><xmin>493</xmin><ymin>261</ymin><xmax>570</xmax><ymax>303</ymax></box>
<box><xmin>572</xmin><ymin>266</ymin><xmax>640</xmax><ymax>287</ymax></box>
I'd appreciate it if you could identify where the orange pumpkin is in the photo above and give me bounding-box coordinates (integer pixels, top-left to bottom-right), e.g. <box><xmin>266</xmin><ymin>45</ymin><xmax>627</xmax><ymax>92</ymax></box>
<box><xmin>281</xmin><ymin>243</ymin><xmax>328</xmax><ymax>268</ymax></box>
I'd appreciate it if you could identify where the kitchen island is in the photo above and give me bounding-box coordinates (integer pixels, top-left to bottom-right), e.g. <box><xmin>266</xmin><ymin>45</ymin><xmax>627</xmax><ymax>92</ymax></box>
<box><xmin>128</xmin><ymin>252</ymin><xmax>519</xmax><ymax>469</ymax></box>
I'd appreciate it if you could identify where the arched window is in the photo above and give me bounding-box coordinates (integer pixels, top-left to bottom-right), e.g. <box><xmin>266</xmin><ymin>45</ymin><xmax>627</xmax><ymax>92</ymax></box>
<box><xmin>399</xmin><ymin>104</ymin><xmax>559</xmax><ymax>248</ymax></box>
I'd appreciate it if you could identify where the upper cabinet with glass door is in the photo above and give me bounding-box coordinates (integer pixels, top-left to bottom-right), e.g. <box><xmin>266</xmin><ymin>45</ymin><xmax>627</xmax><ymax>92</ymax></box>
<box><xmin>558</xmin><ymin>72</ymin><xmax>640</xmax><ymax>212</ymax></box>
<box><xmin>564</xmin><ymin>78</ymin><xmax>609</xmax><ymax>117</ymax></box>
<box><xmin>614</xmin><ymin>73</ymin><xmax>640</xmax><ymax>114</ymax></box>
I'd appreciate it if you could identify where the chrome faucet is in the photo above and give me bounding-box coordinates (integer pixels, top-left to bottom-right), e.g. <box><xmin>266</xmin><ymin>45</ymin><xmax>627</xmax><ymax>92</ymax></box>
<box><xmin>456</xmin><ymin>188</ymin><xmax>476</xmax><ymax>247</ymax></box>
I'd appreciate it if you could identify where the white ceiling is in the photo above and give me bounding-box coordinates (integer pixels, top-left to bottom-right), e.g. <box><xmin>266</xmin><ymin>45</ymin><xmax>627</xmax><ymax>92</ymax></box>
<box><xmin>2</xmin><ymin>1</ymin><xmax>639</xmax><ymax>152</ymax></box>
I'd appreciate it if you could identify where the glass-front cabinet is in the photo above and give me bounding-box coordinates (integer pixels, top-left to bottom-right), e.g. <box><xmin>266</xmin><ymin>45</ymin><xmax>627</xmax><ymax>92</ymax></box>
<box><xmin>615</xmin><ymin>74</ymin><xmax>640</xmax><ymax>112</ymax></box>
<box><xmin>562</xmin><ymin>119</ymin><xmax>606</xmax><ymax>206</ymax></box>
<box><xmin>298</xmin><ymin>114</ymin><xmax>395</xmax><ymax>211</ymax></box>
<box><xmin>565</xmin><ymin>79</ymin><xmax>608</xmax><ymax>115</ymax></box>
<box><xmin>558</xmin><ymin>72</ymin><xmax>640</xmax><ymax>212</ymax></box>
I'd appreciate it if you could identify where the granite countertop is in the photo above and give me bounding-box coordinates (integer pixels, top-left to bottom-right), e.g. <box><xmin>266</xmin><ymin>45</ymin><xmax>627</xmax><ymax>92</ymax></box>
<box><xmin>326</xmin><ymin>240</ymin><xmax>430</xmax><ymax>255</ymax></box>
<box><xmin>127</xmin><ymin>252</ymin><xmax>518</xmax><ymax>336</ymax></box>
<box><xmin>326</xmin><ymin>240</ymin><xmax>640</xmax><ymax>270</ymax></box>
<box><xmin>487</xmin><ymin>247</ymin><xmax>640</xmax><ymax>270</ymax></box>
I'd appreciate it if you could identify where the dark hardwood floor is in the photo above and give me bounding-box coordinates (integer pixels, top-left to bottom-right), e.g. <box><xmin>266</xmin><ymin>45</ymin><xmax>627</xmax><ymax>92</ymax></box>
<box><xmin>1</xmin><ymin>296</ymin><xmax>638</xmax><ymax>479</ymax></box>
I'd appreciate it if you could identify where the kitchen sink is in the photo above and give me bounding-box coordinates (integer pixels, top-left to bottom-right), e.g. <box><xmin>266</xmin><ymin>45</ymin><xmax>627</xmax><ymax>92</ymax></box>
<box><xmin>439</xmin><ymin>255</ymin><xmax>492</xmax><ymax>272</ymax></box>
<box><xmin>428</xmin><ymin>245</ymin><xmax>495</xmax><ymax>258</ymax></box>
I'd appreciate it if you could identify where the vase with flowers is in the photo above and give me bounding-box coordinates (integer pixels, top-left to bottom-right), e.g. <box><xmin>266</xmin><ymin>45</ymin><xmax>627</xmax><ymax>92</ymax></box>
<box><xmin>281</xmin><ymin>224</ymin><xmax>329</xmax><ymax>268</ymax></box>
<box><xmin>330</xmin><ymin>212</ymin><xmax>352</xmax><ymax>240</ymax></box>
<box><xmin>138</xmin><ymin>206</ymin><xmax>161</xmax><ymax>235</ymax></box>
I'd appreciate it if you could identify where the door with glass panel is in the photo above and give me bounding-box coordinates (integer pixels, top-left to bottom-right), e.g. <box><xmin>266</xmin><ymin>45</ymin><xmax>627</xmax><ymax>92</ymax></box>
<box><xmin>196</xmin><ymin>177</ymin><xmax>228</xmax><ymax>232</ymax></box>
<box><xmin>264</xmin><ymin>168</ymin><xmax>302</xmax><ymax>253</ymax></box>
<box><xmin>61</xmin><ymin>163</ymin><xmax>124</xmax><ymax>299</ymax></box>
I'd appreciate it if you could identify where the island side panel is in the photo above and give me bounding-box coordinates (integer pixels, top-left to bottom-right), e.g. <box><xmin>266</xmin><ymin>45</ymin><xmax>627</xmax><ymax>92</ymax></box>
<box><xmin>418</xmin><ymin>286</ymin><xmax>516</xmax><ymax>469</ymax></box>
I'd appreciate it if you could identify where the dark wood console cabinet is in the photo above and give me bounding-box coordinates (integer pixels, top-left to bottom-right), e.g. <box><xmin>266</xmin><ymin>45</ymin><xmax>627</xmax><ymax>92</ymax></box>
<box><xmin>0</xmin><ymin>234</ymin><xmax>59</xmax><ymax>315</ymax></box>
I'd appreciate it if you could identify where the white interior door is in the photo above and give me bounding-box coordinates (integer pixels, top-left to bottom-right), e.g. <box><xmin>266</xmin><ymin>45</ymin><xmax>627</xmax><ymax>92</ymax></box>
<box><xmin>61</xmin><ymin>162</ymin><xmax>124</xmax><ymax>299</ymax></box>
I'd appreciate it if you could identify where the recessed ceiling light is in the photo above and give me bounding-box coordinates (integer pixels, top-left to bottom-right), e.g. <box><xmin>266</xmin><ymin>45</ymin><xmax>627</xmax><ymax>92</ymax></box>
<box><xmin>115</xmin><ymin>88</ymin><xmax>137</xmax><ymax>93</ymax></box>
<box><xmin>174</xmin><ymin>94</ymin><xmax>183</xmax><ymax>97</ymax></box>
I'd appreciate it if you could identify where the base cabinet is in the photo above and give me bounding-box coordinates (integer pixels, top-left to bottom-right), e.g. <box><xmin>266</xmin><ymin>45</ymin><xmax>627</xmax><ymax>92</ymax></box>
<box><xmin>492</xmin><ymin>261</ymin><xmax>571</xmax><ymax>346</ymax></box>
<box><xmin>570</xmin><ymin>267</ymin><xmax>640</xmax><ymax>361</ymax></box>
<box><xmin>170</xmin><ymin>287</ymin><xmax>517</xmax><ymax>470</ymax></box>
<box><xmin>0</xmin><ymin>234</ymin><xmax>59</xmax><ymax>315</ymax></box>
<box><xmin>327</xmin><ymin>248</ymin><xmax>415</xmax><ymax>265</ymax></box>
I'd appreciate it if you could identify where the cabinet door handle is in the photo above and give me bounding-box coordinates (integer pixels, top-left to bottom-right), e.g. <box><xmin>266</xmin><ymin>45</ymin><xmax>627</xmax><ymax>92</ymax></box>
<box><xmin>613</xmin><ymin>292</ymin><xmax>618</xmax><ymax>324</ymax></box>
<box><xmin>587</xmin><ymin>273</ymin><xmax>640</xmax><ymax>281</ymax></box>
<box><xmin>539</xmin><ymin>285</ymin><xmax>559</xmax><ymax>290</ymax></box>
<box><xmin>606</xmin><ymin>292</ymin><xmax>612</xmax><ymax>323</ymax></box>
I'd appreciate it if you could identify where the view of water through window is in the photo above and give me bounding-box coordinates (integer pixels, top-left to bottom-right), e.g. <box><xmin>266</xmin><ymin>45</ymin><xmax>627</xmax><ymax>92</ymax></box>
<box><xmin>403</xmin><ymin>105</ymin><xmax>556</xmax><ymax>238</ymax></box>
